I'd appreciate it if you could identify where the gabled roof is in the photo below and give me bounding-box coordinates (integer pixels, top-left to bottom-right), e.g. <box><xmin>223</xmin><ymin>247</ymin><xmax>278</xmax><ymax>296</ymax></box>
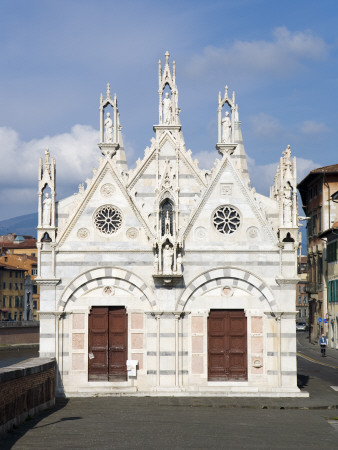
<box><xmin>298</xmin><ymin>164</ymin><xmax>338</xmax><ymax>190</ymax></box>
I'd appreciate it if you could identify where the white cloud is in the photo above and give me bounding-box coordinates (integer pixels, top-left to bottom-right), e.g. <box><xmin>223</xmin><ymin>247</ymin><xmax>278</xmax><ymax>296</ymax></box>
<box><xmin>299</xmin><ymin>120</ymin><xmax>330</xmax><ymax>134</ymax></box>
<box><xmin>0</xmin><ymin>125</ymin><xmax>99</xmax><ymax>220</ymax></box>
<box><xmin>0</xmin><ymin>124</ymin><xmax>137</xmax><ymax>220</ymax></box>
<box><xmin>185</xmin><ymin>27</ymin><xmax>328</xmax><ymax>80</ymax></box>
<box><xmin>249</xmin><ymin>113</ymin><xmax>283</xmax><ymax>139</ymax></box>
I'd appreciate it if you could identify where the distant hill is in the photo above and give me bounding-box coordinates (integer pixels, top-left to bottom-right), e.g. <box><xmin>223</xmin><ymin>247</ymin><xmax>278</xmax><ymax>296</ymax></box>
<box><xmin>0</xmin><ymin>213</ymin><xmax>37</xmax><ymax>238</ymax></box>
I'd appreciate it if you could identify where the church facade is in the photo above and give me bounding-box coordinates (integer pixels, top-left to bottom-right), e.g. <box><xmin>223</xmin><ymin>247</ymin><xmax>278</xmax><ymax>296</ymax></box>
<box><xmin>37</xmin><ymin>52</ymin><xmax>304</xmax><ymax>397</ymax></box>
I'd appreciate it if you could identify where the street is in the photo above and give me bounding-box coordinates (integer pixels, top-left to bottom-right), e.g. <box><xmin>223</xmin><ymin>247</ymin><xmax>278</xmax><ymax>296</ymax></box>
<box><xmin>1</xmin><ymin>334</ymin><xmax>338</xmax><ymax>449</ymax></box>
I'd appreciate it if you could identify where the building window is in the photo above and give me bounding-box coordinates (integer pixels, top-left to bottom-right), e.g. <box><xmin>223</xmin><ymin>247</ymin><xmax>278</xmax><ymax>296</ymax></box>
<box><xmin>327</xmin><ymin>241</ymin><xmax>338</xmax><ymax>263</ymax></box>
<box><xmin>20</xmin><ymin>283</ymin><xmax>23</xmax><ymax>290</ymax></box>
<box><xmin>9</xmin><ymin>271</ymin><xmax>12</xmax><ymax>277</ymax></box>
<box><xmin>15</xmin><ymin>283</ymin><xmax>18</xmax><ymax>290</ymax></box>
<box><xmin>2</xmin><ymin>296</ymin><xmax>5</xmax><ymax>307</ymax></box>
<box><xmin>19</xmin><ymin>312</ymin><xmax>22</xmax><ymax>321</ymax></box>
<box><xmin>32</xmin><ymin>268</ymin><xmax>38</xmax><ymax>275</ymax></box>
<box><xmin>8</xmin><ymin>313</ymin><xmax>12</xmax><ymax>321</ymax></box>
<box><xmin>328</xmin><ymin>280</ymin><xmax>338</xmax><ymax>303</ymax></box>
<box><xmin>9</xmin><ymin>296</ymin><xmax>12</xmax><ymax>307</ymax></box>
<box><xmin>14</xmin><ymin>312</ymin><xmax>17</xmax><ymax>321</ymax></box>
<box><xmin>93</xmin><ymin>205</ymin><xmax>122</xmax><ymax>235</ymax></box>
<box><xmin>33</xmin><ymin>300</ymin><xmax>37</xmax><ymax>309</ymax></box>
<box><xmin>20</xmin><ymin>296</ymin><xmax>24</xmax><ymax>308</ymax></box>
<box><xmin>33</xmin><ymin>284</ymin><xmax>38</xmax><ymax>294</ymax></box>
<box><xmin>9</xmin><ymin>282</ymin><xmax>12</xmax><ymax>290</ymax></box>
<box><xmin>2</xmin><ymin>282</ymin><xmax>5</xmax><ymax>289</ymax></box>
<box><xmin>213</xmin><ymin>205</ymin><xmax>241</xmax><ymax>235</ymax></box>
<box><xmin>15</xmin><ymin>296</ymin><xmax>19</xmax><ymax>307</ymax></box>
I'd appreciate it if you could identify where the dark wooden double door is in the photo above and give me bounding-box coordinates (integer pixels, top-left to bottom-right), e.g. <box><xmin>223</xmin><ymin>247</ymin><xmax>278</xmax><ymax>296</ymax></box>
<box><xmin>88</xmin><ymin>306</ymin><xmax>127</xmax><ymax>381</ymax></box>
<box><xmin>208</xmin><ymin>309</ymin><xmax>247</xmax><ymax>381</ymax></box>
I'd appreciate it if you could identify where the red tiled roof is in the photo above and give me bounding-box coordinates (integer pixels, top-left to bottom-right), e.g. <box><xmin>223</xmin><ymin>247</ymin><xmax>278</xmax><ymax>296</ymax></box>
<box><xmin>0</xmin><ymin>261</ymin><xmax>26</xmax><ymax>271</ymax></box>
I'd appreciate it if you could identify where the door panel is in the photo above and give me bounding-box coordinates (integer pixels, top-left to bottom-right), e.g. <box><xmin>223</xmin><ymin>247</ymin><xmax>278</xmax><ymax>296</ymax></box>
<box><xmin>88</xmin><ymin>307</ymin><xmax>108</xmax><ymax>381</ymax></box>
<box><xmin>108</xmin><ymin>307</ymin><xmax>127</xmax><ymax>381</ymax></box>
<box><xmin>208</xmin><ymin>309</ymin><xmax>247</xmax><ymax>381</ymax></box>
<box><xmin>88</xmin><ymin>306</ymin><xmax>127</xmax><ymax>381</ymax></box>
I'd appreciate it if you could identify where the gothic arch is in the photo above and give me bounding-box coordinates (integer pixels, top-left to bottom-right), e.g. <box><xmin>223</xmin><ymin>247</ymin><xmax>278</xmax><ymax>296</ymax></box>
<box><xmin>58</xmin><ymin>266</ymin><xmax>157</xmax><ymax>311</ymax></box>
<box><xmin>176</xmin><ymin>266</ymin><xmax>277</xmax><ymax>312</ymax></box>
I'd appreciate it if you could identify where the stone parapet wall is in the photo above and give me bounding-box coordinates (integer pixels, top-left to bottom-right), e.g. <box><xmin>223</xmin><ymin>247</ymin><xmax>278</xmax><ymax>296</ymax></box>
<box><xmin>0</xmin><ymin>321</ymin><xmax>39</xmax><ymax>346</ymax></box>
<box><xmin>0</xmin><ymin>358</ymin><xmax>55</xmax><ymax>435</ymax></box>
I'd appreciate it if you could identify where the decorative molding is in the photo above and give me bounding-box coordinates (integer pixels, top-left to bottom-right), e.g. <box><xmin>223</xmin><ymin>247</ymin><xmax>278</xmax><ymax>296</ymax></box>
<box><xmin>35</xmin><ymin>277</ymin><xmax>60</xmax><ymax>286</ymax></box>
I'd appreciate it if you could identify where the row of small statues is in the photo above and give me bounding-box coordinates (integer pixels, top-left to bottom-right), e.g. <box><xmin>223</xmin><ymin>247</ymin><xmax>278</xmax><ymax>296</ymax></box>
<box><xmin>154</xmin><ymin>245</ymin><xmax>183</xmax><ymax>274</ymax></box>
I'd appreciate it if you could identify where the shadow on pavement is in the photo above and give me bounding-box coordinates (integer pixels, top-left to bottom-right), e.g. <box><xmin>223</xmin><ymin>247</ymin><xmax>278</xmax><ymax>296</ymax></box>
<box><xmin>297</xmin><ymin>373</ymin><xmax>309</xmax><ymax>389</ymax></box>
<box><xmin>1</xmin><ymin>398</ymin><xmax>71</xmax><ymax>449</ymax></box>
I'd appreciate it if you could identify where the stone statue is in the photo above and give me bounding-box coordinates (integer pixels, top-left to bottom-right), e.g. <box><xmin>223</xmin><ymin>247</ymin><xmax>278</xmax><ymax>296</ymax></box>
<box><xmin>153</xmin><ymin>253</ymin><xmax>159</xmax><ymax>273</ymax></box>
<box><xmin>104</xmin><ymin>112</ymin><xmax>113</xmax><ymax>143</ymax></box>
<box><xmin>222</xmin><ymin>111</ymin><xmax>231</xmax><ymax>143</ymax></box>
<box><xmin>163</xmin><ymin>244</ymin><xmax>173</xmax><ymax>273</ymax></box>
<box><xmin>165</xmin><ymin>211</ymin><xmax>171</xmax><ymax>235</ymax></box>
<box><xmin>43</xmin><ymin>193</ymin><xmax>52</xmax><ymax>226</ymax></box>
<box><xmin>283</xmin><ymin>189</ymin><xmax>292</xmax><ymax>226</ymax></box>
<box><xmin>162</xmin><ymin>93</ymin><xmax>172</xmax><ymax>124</ymax></box>
<box><xmin>176</xmin><ymin>253</ymin><xmax>182</xmax><ymax>274</ymax></box>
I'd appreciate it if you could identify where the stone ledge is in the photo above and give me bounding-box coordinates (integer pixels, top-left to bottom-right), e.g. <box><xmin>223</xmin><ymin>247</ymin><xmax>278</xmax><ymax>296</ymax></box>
<box><xmin>0</xmin><ymin>358</ymin><xmax>55</xmax><ymax>383</ymax></box>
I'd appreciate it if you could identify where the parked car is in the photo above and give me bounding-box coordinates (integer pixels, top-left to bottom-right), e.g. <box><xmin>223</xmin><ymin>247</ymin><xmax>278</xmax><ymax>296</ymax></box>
<box><xmin>296</xmin><ymin>322</ymin><xmax>307</xmax><ymax>331</ymax></box>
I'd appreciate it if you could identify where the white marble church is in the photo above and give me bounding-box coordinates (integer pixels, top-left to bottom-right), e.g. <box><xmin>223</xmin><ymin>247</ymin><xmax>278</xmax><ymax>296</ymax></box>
<box><xmin>37</xmin><ymin>52</ymin><xmax>304</xmax><ymax>397</ymax></box>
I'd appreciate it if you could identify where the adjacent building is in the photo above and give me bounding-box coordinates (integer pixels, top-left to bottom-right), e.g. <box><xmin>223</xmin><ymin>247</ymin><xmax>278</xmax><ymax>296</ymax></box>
<box><xmin>296</xmin><ymin>256</ymin><xmax>308</xmax><ymax>322</ymax></box>
<box><xmin>298</xmin><ymin>164</ymin><xmax>338</xmax><ymax>343</ymax></box>
<box><xmin>37</xmin><ymin>53</ymin><xmax>303</xmax><ymax>397</ymax></box>
<box><xmin>0</xmin><ymin>262</ymin><xmax>25</xmax><ymax>321</ymax></box>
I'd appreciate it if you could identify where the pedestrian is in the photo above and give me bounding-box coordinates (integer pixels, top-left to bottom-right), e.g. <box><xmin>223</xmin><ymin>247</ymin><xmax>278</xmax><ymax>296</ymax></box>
<box><xmin>319</xmin><ymin>334</ymin><xmax>327</xmax><ymax>357</ymax></box>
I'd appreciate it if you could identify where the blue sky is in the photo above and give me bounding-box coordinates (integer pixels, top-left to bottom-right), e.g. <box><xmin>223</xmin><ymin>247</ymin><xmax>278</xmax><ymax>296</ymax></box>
<box><xmin>0</xmin><ymin>0</ymin><xmax>337</xmax><ymax>222</ymax></box>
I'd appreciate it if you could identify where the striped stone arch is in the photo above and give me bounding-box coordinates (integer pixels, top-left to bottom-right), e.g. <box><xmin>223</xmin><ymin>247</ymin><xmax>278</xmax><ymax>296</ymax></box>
<box><xmin>176</xmin><ymin>266</ymin><xmax>277</xmax><ymax>311</ymax></box>
<box><xmin>58</xmin><ymin>266</ymin><xmax>157</xmax><ymax>311</ymax></box>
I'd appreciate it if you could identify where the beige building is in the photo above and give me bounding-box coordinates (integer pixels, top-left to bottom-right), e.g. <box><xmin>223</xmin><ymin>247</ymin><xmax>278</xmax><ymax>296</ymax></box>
<box><xmin>298</xmin><ymin>164</ymin><xmax>338</xmax><ymax>342</ymax></box>
<box><xmin>0</xmin><ymin>262</ymin><xmax>25</xmax><ymax>321</ymax></box>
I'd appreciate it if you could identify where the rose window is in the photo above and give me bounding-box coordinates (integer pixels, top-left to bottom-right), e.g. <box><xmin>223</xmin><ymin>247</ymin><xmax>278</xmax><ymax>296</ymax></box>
<box><xmin>94</xmin><ymin>205</ymin><xmax>122</xmax><ymax>234</ymax></box>
<box><xmin>213</xmin><ymin>205</ymin><xmax>240</xmax><ymax>235</ymax></box>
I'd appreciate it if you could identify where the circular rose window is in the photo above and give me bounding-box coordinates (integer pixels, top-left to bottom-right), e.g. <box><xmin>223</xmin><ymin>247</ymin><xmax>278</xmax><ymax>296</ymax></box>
<box><xmin>213</xmin><ymin>205</ymin><xmax>240</xmax><ymax>235</ymax></box>
<box><xmin>94</xmin><ymin>205</ymin><xmax>122</xmax><ymax>234</ymax></box>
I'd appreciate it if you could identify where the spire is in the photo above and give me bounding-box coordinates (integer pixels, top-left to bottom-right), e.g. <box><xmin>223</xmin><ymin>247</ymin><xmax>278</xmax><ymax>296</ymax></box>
<box><xmin>157</xmin><ymin>51</ymin><xmax>180</xmax><ymax>127</ymax></box>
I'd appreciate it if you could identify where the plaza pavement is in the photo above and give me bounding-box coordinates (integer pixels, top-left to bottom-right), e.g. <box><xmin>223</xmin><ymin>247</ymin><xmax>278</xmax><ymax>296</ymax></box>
<box><xmin>1</xmin><ymin>335</ymin><xmax>338</xmax><ymax>449</ymax></box>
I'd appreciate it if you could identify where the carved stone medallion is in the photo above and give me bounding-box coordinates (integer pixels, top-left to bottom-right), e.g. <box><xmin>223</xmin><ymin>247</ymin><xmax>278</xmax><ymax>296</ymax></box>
<box><xmin>77</xmin><ymin>228</ymin><xmax>89</xmax><ymax>240</ymax></box>
<box><xmin>103</xmin><ymin>285</ymin><xmax>115</xmax><ymax>296</ymax></box>
<box><xmin>126</xmin><ymin>227</ymin><xmax>139</xmax><ymax>239</ymax></box>
<box><xmin>247</xmin><ymin>226</ymin><xmax>259</xmax><ymax>240</ymax></box>
<box><xmin>100</xmin><ymin>183</ymin><xmax>115</xmax><ymax>197</ymax></box>
<box><xmin>195</xmin><ymin>226</ymin><xmax>207</xmax><ymax>241</ymax></box>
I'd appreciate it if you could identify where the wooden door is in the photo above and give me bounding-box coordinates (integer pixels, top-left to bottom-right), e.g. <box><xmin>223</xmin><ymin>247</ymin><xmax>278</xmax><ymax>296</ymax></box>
<box><xmin>88</xmin><ymin>307</ymin><xmax>109</xmax><ymax>381</ymax></box>
<box><xmin>88</xmin><ymin>306</ymin><xmax>127</xmax><ymax>381</ymax></box>
<box><xmin>208</xmin><ymin>309</ymin><xmax>247</xmax><ymax>381</ymax></box>
<box><xmin>108</xmin><ymin>307</ymin><xmax>128</xmax><ymax>381</ymax></box>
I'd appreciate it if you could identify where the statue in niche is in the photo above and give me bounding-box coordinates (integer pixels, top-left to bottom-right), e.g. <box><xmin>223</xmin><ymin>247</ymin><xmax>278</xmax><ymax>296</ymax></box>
<box><xmin>153</xmin><ymin>253</ymin><xmax>159</xmax><ymax>273</ymax></box>
<box><xmin>104</xmin><ymin>112</ymin><xmax>113</xmax><ymax>143</ymax></box>
<box><xmin>162</xmin><ymin>93</ymin><xmax>172</xmax><ymax>124</ymax></box>
<box><xmin>176</xmin><ymin>253</ymin><xmax>183</xmax><ymax>274</ymax></box>
<box><xmin>43</xmin><ymin>193</ymin><xmax>52</xmax><ymax>226</ymax></box>
<box><xmin>165</xmin><ymin>211</ymin><xmax>171</xmax><ymax>235</ymax></box>
<box><xmin>222</xmin><ymin>111</ymin><xmax>231</xmax><ymax>143</ymax></box>
<box><xmin>283</xmin><ymin>186</ymin><xmax>292</xmax><ymax>226</ymax></box>
<box><xmin>163</xmin><ymin>244</ymin><xmax>174</xmax><ymax>273</ymax></box>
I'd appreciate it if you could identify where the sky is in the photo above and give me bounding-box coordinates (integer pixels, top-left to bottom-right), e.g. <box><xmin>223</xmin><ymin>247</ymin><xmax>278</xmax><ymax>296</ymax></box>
<box><xmin>0</xmin><ymin>0</ymin><xmax>337</xmax><ymax>223</ymax></box>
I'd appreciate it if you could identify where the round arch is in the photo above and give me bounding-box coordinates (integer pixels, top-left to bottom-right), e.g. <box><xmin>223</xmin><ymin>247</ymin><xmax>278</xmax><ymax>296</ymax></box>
<box><xmin>176</xmin><ymin>266</ymin><xmax>277</xmax><ymax>312</ymax></box>
<box><xmin>58</xmin><ymin>266</ymin><xmax>157</xmax><ymax>311</ymax></box>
